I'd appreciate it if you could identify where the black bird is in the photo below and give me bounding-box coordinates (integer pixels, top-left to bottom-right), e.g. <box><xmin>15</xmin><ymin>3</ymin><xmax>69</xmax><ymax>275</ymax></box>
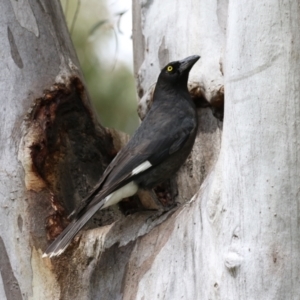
<box><xmin>43</xmin><ymin>55</ymin><xmax>200</xmax><ymax>257</ymax></box>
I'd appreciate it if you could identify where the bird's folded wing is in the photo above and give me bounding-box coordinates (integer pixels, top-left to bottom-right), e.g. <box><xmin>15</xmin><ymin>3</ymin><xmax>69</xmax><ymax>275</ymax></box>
<box><xmin>79</xmin><ymin>123</ymin><xmax>195</xmax><ymax>212</ymax></box>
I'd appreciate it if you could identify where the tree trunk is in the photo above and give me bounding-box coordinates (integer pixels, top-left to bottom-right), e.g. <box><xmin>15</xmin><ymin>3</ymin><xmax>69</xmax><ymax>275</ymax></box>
<box><xmin>1</xmin><ymin>0</ymin><xmax>300</xmax><ymax>299</ymax></box>
<box><xmin>131</xmin><ymin>0</ymin><xmax>300</xmax><ymax>299</ymax></box>
<box><xmin>0</xmin><ymin>1</ymin><xmax>117</xmax><ymax>299</ymax></box>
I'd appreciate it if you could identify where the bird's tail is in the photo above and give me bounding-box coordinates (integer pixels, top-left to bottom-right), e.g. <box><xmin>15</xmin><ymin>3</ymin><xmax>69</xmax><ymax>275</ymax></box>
<box><xmin>43</xmin><ymin>200</ymin><xmax>104</xmax><ymax>258</ymax></box>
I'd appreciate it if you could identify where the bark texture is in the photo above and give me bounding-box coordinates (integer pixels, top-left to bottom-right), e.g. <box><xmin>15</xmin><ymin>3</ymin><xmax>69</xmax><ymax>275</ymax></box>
<box><xmin>130</xmin><ymin>0</ymin><xmax>300</xmax><ymax>299</ymax></box>
<box><xmin>2</xmin><ymin>0</ymin><xmax>299</xmax><ymax>299</ymax></box>
<box><xmin>220</xmin><ymin>1</ymin><xmax>300</xmax><ymax>298</ymax></box>
<box><xmin>1</xmin><ymin>0</ymin><xmax>220</xmax><ymax>298</ymax></box>
<box><xmin>0</xmin><ymin>0</ymin><xmax>117</xmax><ymax>298</ymax></box>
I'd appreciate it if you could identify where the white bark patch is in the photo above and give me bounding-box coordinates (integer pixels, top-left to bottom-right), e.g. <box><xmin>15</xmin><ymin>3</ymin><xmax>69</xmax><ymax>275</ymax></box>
<box><xmin>224</xmin><ymin>251</ymin><xmax>243</xmax><ymax>271</ymax></box>
<box><xmin>55</xmin><ymin>57</ymin><xmax>80</xmax><ymax>86</ymax></box>
<box><xmin>135</xmin><ymin>0</ymin><xmax>225</xmax><ymax>104</ymax></box>
<box><xmin>9</xmin><ymin>0</ymin><xmax>39</xmax><ymax>37</ymax></box>
<box><xmin>31</xmin><ymin>248</ymin><xmax>60</xmax><ymax>299</ymax></box>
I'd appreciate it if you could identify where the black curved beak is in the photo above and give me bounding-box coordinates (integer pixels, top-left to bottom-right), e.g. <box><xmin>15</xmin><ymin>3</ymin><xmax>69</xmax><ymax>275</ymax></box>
<box><xmin>178</xmin><ymin>55</ymin><xmax>200</xmax><ymax>73</ymax></box>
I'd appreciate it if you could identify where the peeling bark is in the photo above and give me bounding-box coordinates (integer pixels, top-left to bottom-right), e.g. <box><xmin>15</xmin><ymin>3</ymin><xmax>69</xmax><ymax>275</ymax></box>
<box><xmin>3</xmin><ymin>0</ymin><xmax>298</xmax><ymax>299</ymax></box>
<box><xmin>1</xmin><ymin>0</ymin><xmax>223</xmax><ymax>298</ymax></box>
<box><xmin>130</xmin><ymin>0</ymin><xmax>300</xmax><ymax>299</ymax></box>
<box><xmin>1</xmin><ymin>0</ymin><xmax>222</xmax><ymax>298</ymax></box>
<box><xmin>18</xmin><ymin>77</ymin><xmax>118</xmax><ymax>238</ymax></box>
<box><xmin>1</xmin><ymin>0</ymin><xmax>123</xmax><ymax>298</ymax></box>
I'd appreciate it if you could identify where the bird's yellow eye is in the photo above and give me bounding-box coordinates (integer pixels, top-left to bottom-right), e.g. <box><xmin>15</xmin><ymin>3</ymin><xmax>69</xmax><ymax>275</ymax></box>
<box><xmin>167</xmin><ymin>66</ymin><xmax>173</xmax><ymax>72</ymax></box>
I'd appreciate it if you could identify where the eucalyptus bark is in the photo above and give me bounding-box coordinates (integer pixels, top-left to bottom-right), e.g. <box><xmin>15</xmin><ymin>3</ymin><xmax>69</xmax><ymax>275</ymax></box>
<box><xmin>131</xmin><ymin>0</ymin><xmax>300</xmax><ymax>299</ymax></box>
<box><xmin>0</xmin><ymin>1</ymin><xmax>116</xmax><ymax>299</ymax></box>
<box><xmin>1</xmin><ymin>0</ymin><xmax>299</xmax><ymax>299</ymax></box>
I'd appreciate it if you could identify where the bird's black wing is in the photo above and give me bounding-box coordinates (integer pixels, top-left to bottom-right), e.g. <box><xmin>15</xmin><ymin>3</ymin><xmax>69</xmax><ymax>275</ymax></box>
<box><xmin>84</xmin><ymin>114</ymin><xmax>196</xmax><ymax>206</ymax></box>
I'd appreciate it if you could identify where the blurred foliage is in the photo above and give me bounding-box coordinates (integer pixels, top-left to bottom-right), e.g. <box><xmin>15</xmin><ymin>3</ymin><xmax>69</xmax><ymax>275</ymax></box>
<box><xmin>60</xmin><ymin>0</ymin><xmax>139</xmax><ymax>134</ymax></box>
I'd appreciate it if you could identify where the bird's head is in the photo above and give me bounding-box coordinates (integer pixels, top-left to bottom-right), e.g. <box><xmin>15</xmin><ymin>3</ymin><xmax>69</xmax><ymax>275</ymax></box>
<box><xmin>158</xmin><ymin>55</ymin><xmax>200</xmax><ymax>88</ymax></box>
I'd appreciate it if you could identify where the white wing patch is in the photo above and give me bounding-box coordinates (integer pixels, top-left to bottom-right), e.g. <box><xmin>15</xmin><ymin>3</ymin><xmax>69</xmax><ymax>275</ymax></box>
<box><xmin>131</xmin><ymin>161</ymin><xmax>152</xmax><ymax>175</ymax></box>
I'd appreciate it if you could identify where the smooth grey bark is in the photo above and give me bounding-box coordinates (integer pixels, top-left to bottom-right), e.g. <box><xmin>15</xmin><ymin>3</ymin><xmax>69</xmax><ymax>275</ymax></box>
<box><xmin>5</xmin><ymin>0</ymin><xmax>299</xmax><ymax>299</ymax></box>
<box><xmin>0</xmin><ymin>0</ymin><xmax>117</xmax><ymax>299</ymax></box>
<box><xmin>1</xmin><ymin>0</ymin><xmax>219</xmax><ymax>298</ymax></box>
<box><xmin>131</xmin><ymin>0</ymin><xmax>300</xmax><ymax>299</ymax></box>
<box><xmin>0</xmin><ymin>1</ymin><xmax>79</xmax><ymax>298</ymax></box>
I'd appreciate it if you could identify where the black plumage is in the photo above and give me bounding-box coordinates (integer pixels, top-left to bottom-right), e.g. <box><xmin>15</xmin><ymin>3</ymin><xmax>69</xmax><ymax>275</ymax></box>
<box><xmin>44</xmin><ymin>55</ymin><xmax>200</xmax><ymax>257</ymax></box>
